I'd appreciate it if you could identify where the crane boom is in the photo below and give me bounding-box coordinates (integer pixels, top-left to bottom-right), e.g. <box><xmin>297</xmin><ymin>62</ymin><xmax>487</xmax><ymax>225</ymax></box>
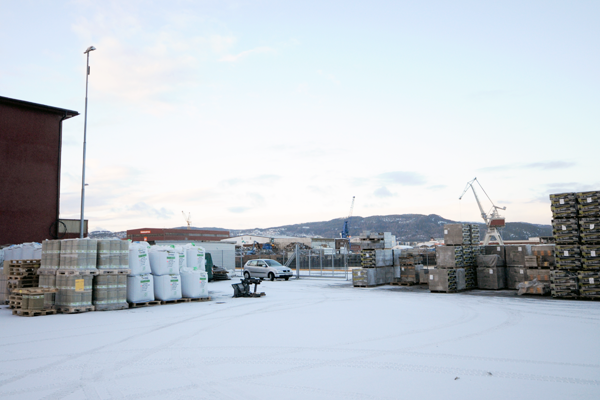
<box><xmin>182</xmin><ymin>211</ymin><xmax>191</xmax><ymax>230</ymax></box>
<box><xmin>348</xmin><ymin>196</ymin><xmax>355</xmax><ymax>219</ymax></box>
<box><xmin>459</xmin><ymin>178</ymin><xmax>488</xmax><ymax>223</ymax></box>
<box><xmin>458</xmin><ymin>178</ymin><xmax>506</xmax><ymax>245</ymax></box>
<box><xmin>341</xmin><ymin>196</ymin><xmax>355</xmax><ymax>239</ymax></box>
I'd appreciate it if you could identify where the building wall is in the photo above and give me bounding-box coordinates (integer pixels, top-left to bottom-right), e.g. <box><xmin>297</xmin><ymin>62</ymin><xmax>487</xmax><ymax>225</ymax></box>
<box><xmin>0</xmin><ymin>103</ymin><xmax>64</xmax><ymax>244</ymax></box>
<box><xmin>127</xmin><ymin>228</ymin><xmax>230</xmax><ymax>242</ymax></box>
<box><xmin>155</xmin><ymin>240</ymin><xmax>236</xmax><ymax>269</ymax></box>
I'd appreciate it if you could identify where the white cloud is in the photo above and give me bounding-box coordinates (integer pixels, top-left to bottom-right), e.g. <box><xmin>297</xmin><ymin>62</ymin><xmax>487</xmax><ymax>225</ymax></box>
<box><xmin>219</xmin><ymin>46</ymin><xmax>275</xmax><ymax>62</ymax></box>
<box><xmin>374</xmin><ymin>186</ymin><xmax>395</xmax><ymax>198</ymax></box>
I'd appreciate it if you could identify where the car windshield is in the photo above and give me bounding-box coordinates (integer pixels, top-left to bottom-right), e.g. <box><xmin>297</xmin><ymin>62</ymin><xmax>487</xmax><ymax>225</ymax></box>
<box><xmin>264</xmin><ymin>260</ymin><xmax>282</xmax><ymax>267</ymax></box>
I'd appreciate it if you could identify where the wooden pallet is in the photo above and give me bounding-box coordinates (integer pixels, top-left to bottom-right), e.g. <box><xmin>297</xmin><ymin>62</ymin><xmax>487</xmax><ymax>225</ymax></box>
<box><xmin>159</xmin><ymin>298</ymin><xmax>191</xmax><ymax>305</ymax></box>
<box><xmin>11</xmin><ymin>287</ymin><xmax>58</xmax><ymax>294</ymax></box>
<box><xmin>128</xmin><ymin>301</ymin><xmax>162</xmax><ymax>308</ymax></box>
<box><xmin>389</xmin><ymin>281</ymin><xmax>416</xmax><ymax>286</ymax></box>
<box><xmin>57</xmin><ymin>269</ymin><xmax>98</xmax><ymax>276</ymax></box>
<box><xmin>12</xmin><ymin>308</ymin><xmax>57</xmax><ymax>317</ymax></box>
<box><xmin>96</xmin><ymin>269</ymin><xmax>132</xmax><ymax>275</ymax></box>
<box><xmin>94</xmin><ymin>303</ymin><xmax>130</xmax><ymax>311</ymax></box>
<box><xmin>56</xmin><ymin>305</ymin><xmax>95</xmax><ymax>314</ymax></box>
<box><xmin>353</xmin><ymin>284</ymin><xmax>383</xmax><ymax>288</ymax></box>
<box><xmin>185</xmin><ymin>297</ymin><xmax>211</xmax><ymax>302</ymax></box>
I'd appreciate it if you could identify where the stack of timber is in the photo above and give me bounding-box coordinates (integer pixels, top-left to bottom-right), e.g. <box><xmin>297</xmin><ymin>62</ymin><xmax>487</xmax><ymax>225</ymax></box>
<box><xmin>358</xmin><ymin>231</ymin><xmax>395</xmax><ymax>250</ymax></box>
<box><xmin>360</xmin><ymin>249</ymin><xmax>393</xmax><ymax>267</ymax></box>
<box><xmin>428</xmin><ymin>268</ymin><xmax>465</xmax><ymax>293</ymax></box>
<box><xmin>10</xmin><ymin>287</ymin><xmax>58</xmax><ymax>317</ymax></box>
<box><xmin>532</xmin><ymin>244</ymin><xmax>555</xmax><ymax>268</ymax></box>
<box><xmin>476</xmin><ymin>255</ymin><xmax>507</xmax><ymax>290</ymax></box>
<box><xmin>393</xmin><ymin>256</ymin><xmax>420</xmax><ymax>285</ymax></box>
<box><xmin>507</xmin><ymin>266</ymin><xmax>527</xmax><ymax>289</ymax></box>
<box><xmin>443</xmin><ymin>223</ymin><xmax>472</xmax><ymax>246</ymax></box>
<box><xmin>352</xmin><ymin>267</ymin><xmax>393</xmax><ymax>287</ymax></box>
<box><xmin>354</xmin><ymin>242</ymin><xmax>394</xmax><ymax>287</ymax></box>
<box><xmin>436</xmin><ymin>246</ymin><xmax>465</xmax><ymax>268</ymax></box>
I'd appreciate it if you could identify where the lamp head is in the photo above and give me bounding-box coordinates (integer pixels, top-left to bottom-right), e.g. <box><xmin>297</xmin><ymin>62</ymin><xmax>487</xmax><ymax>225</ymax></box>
<box><xmin>84</xmin><ymin>46</ymin><xmax>96</xmax><ymax>54</ymax></box>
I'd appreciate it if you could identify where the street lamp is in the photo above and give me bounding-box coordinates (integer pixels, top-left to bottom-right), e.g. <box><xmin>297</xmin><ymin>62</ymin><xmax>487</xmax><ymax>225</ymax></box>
<box><xmin>80</xmin><ymin>45</ymin><xmax>96</xmax><ymax>238</ymax></box>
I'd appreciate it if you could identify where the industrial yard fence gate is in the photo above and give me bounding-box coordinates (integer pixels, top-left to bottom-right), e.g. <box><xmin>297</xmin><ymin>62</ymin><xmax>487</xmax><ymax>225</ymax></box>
<box><xmin>286</xmin><ymin>246</ymin><xmax>362</xmax><ymax>280</ymax></box>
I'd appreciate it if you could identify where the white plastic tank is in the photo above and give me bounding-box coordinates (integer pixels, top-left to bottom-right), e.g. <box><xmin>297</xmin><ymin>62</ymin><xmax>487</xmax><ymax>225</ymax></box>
<box><xmin>127</xmin><ymin>274</ymin><xmax>155</xmax><ymax>303</ymax></box>
<box><xmin>149</xmin><ymin>247</ymin><xmax>178</xmax><ymax>275</ymax></box>
<box><xmin>154</xmin><ymin>274</ymin><xmax>182</xmax><ymax>301</ymax></box>
<box><xmin>129</xmin><ymin>242</ymin><xmax>152</xmax><ymax>275</ymax></box>
<box><xmin>185</xmin><ymin>245</ymin><xmax>206</xmax><ymax>272</ymax></box>
<box><xmin>181</xmin><ymin>270</ymin><xmax>208</xmax><ymax>298</ymax></box>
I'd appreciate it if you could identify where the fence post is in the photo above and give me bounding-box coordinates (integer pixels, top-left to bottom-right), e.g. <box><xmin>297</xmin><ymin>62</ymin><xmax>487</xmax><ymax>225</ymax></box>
<box><xmin>320</xmin><ymin>249</ymin><xmax>323</xmax><ymax>275</ymax></box>
<box><xmin>295</xmin><ymin>244</ymin><xmax>299</xmax><ymax>279</ymax></box>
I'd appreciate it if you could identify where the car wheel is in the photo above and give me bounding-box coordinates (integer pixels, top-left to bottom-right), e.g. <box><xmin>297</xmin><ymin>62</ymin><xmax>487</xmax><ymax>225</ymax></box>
<box><xmin>268</xmin><ymin>272</ymin><xmax>275</xmax><ymax>281</ymax></box>
<box><xmin>244</xmin><ymin>271</ymin><xmax>250</xmax><ymax>279</ymax></box>
<box><xmin>284</xmin><ymin>277</ymin><xmax>289</xmax><ymax>281</ymax></box>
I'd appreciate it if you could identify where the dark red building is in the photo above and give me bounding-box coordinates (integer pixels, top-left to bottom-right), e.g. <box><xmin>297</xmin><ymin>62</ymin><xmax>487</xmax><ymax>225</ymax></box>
<box><xmin>126</xmin><ymin>228</ymin><xmax>230</xmax><ymax>243</ymax></box>
<box><xmin>0</xmin><ymin>96</ymin><xmax>79</xmax><ymax>245</ymax></box>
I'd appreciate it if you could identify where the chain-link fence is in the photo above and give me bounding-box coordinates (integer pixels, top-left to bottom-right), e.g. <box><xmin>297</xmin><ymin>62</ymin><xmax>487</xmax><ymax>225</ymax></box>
<box><xmin>236</xmin><ymin>249</ymin><xmax>362</xmax><ymax>279</ymax></box>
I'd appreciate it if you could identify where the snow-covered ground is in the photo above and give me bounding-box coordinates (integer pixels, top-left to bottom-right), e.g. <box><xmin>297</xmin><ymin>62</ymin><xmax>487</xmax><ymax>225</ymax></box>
<box><xmin>1</xmin><ymin>278</ymin><xmax>599</xmax><ymax>400</ymax></box>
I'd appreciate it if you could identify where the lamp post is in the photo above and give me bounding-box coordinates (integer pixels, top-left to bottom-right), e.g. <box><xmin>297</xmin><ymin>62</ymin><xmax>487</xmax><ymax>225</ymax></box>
<box><xmin>80</xmin><ymin>45</ymin><xmax>96</xmax><ymax>238</ymax></box>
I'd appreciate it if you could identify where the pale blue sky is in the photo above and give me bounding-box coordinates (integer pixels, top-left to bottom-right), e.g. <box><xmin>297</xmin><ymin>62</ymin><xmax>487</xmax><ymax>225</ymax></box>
<box><xmin>1</xmin><ymin>0</ymin><xmax>598</xmax><ymax>231</ymax></box>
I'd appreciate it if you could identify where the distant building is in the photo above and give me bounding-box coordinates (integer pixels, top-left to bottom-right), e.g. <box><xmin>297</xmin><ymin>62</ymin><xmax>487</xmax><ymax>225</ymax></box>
<box><xmin>126</xmin><ymin>228</ymin><xmax>229</xmax><ymax>243</ymax></box>
<box><xmin>0</xmin><ymin>96</ymin><xmax>79</xmax><ymax>244</ymax></box>
<box><xmin>222</xmin><ymin>235</ymin><xmax>311</xmax><ymax>248</ymax></box>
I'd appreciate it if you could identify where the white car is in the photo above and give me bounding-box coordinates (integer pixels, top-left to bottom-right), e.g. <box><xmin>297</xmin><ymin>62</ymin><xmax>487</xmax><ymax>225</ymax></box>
<box><xmin>243</xmin><ymin>259</ymin><xmax>293</xmax><ymax>281</ymax></box>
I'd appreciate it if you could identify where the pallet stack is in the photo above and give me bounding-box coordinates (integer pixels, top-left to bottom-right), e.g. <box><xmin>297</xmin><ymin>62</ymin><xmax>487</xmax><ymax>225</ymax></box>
<box><xmin>428</xmin><ymin>268</ymin><xmax>465</xmax><ymax>293</ymax></box>
<box><xmin>549</xmin><ymin>191</ymin><xmax>600</xmax><ymax>300</ymax></box>
<box><xmin>94</xmin><ymin>239</ymin><xmax>130</xmax><ymax>311</ymax></box>
<box><xmin>10</xmin><ymin>287</ymin><xmax>58</xmax><ymax>317</ymax></box>
<box><xmin>6</xmin><ymin>260</ymin><xmax>40</xmax><ymax>293</ymax></box>
<box><xmin>432</xmin><ymin>224</ymin><xmax>480</xmax><ymax>293</ymax></box>
<box><xmin>395</xmin><ymin>256</ymin><xmax>419</xmax><ymax>285</ymax></box>
<box><xmin>354</xmin><ymin>232</ymin><xmax>394</xmax><ymax>287</ymax></box>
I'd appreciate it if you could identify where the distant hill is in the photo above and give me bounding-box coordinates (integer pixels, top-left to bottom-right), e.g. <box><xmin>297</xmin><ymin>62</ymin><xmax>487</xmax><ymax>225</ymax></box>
<box><xmin>229</xmin><ymin>214</ymin><xmax>552</xmax><ymax>243</ymax></box>
<box><xmin>92</xmin><ymin>214</ymin><xmax>551</xmax><ymax>243</ymax></box>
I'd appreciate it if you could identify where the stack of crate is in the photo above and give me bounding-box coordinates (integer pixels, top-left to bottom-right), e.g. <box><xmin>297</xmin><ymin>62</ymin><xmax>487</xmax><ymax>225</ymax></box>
<box><xmin>525</xmin><ymin>255</ymin><xmax>551</xmax><ymax>289</ymax></box>
<box><xmin>354</xmin><ymin>232</ymin><xmax>394</xmax><ymax>287</ymax></box>
<box><xmin>549</xmin><ymin>193</ymin><xmax>581</xmax><ymax>299</ymax></box>
<box><xmin>396</xmin><ymin>256</ymin><xmax>419</xmax><ymax>285</ymax></box>
<box><xmin>577</xmin><ymin>191</ymin><xmax>600</xmax><ymax>300</ymax></box>
<box><xmin>428</xmin><ymin>268</ymin><xmax>465</xmax><ymax>293</ymax></box>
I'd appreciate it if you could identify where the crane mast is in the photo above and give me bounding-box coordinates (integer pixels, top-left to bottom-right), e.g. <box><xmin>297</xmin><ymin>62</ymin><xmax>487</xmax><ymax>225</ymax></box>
<box><xmin>182</xmin><ymin>211</ymin><xmax>192</xmax><ymax>230</ymax></box>
<box><xmin>459</xmin><ymin>178</ymin><xmax>506</xmax><ymax>245</ymax></box>
<box><xmin>341</xmin><ymin>196</ymin><xmax>355</xmax><ymax>239</ymax></box>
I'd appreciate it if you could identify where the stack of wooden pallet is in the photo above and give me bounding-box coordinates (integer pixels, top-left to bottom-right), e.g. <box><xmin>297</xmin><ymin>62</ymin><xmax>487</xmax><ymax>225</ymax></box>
<box><xmin>6</xmin><ymin>259</ymin><xmax>40</xmax><ymax>293</ymax></box>
<box><xmin>548</xmin><ymin>191</ymin><xmax>600</xmax><ymax>300</ymax></box>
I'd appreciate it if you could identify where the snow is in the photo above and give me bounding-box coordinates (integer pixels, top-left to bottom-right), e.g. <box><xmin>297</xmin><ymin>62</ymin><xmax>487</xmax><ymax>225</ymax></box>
<box><xmin>1</xmin><ymin>278</ymin><xmax>599</xmax><ymax>400</ymax></box>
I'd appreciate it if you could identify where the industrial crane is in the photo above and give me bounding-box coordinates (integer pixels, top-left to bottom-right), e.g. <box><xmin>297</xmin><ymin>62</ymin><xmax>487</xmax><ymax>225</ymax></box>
<box><xmin>459</xmin><ymin>178</ymin><xmax>506</xmax><ymax>245</ymax></box>
<box><xmin>341</xmin><ymin>196</ymin><xmax>355</xmax><ymax>239</ymax></box>
<box><xmin>182</xmin><ymin>211</ymin><xmax>192</xmax><ymax>230</ymax></box>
